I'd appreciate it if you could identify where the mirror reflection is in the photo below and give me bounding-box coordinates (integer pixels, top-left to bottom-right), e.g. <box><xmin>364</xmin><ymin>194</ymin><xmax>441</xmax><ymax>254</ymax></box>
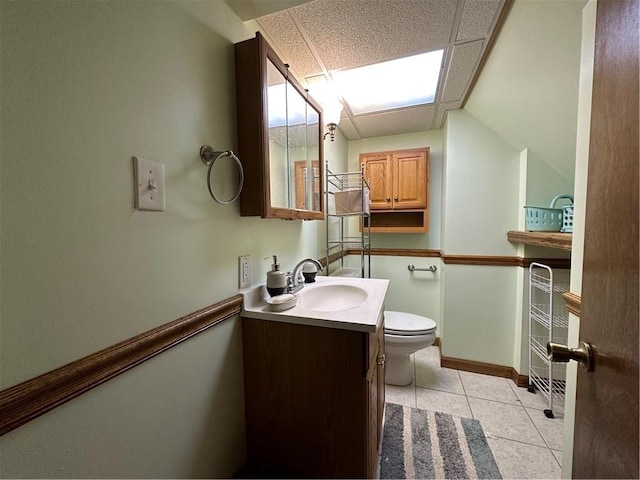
<box><xmin>266</xmin><ymin>58</ymin><xmax>321</xmax><ymax>213</ymax></box>
<box><xmin>266</xmin><ymin>60</ymin><xmax>288</xmax><ymax>209</ymax></box>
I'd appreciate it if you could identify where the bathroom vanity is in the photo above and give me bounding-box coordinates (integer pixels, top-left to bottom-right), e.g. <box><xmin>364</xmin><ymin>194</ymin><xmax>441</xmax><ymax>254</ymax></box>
<box><xmin>240</xmin><ymin>277</ymin><xmax>388</xmax><ymax>478</ymax></box>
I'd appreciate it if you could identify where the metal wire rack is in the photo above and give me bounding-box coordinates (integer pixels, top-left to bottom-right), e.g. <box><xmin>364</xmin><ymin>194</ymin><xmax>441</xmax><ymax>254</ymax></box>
<box><xmin>325</xmin><ymin>163</ymin><xmax>371</xmax><ymax>278</ymax></box>
<box><xmin>527</xmin><ymin>262</ymin><xmax>569</xmax><ymax>418</ymax></box>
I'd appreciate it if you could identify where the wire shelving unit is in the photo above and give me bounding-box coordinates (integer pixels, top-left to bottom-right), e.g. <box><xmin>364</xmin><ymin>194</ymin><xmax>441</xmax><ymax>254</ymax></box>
<box><xmin>325</xmin><ymin>163</ymin><xmax>370</xmax><ymax>278</ymax></box>
<box><xmin>528</xmin><ymin>262</ymin><xmax>569</xmax><ymax>418</ymax></box>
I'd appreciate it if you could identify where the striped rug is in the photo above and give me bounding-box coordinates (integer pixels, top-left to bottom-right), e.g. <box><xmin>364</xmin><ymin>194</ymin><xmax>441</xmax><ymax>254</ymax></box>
<box><xmin>380</xmin><ymin>403</ymin><xmax>502</xmax><ymax>479</ymax></box>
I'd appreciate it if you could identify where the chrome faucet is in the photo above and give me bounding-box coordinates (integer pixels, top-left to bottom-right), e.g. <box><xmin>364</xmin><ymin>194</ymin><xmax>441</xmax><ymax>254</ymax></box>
<box><xmin>287</xmin><ymin>258</ymin><xmax>323</xmax><ymax>294</ymax></box>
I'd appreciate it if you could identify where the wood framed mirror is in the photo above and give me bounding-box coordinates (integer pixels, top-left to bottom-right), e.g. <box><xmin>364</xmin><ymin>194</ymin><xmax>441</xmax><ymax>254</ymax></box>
<box><xmin>235</xmin><ymin>32</ymin><xmax>324</xmax><ymax>220</ymax></box>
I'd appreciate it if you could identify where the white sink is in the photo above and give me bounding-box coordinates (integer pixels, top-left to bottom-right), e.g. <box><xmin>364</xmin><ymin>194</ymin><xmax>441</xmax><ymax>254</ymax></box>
<box><xmin>241</xmin><ymin>276</ymin><xmax>389</xmax><ymax>333</ymax></box>
<box><xmin>297</xmin><ymin>284</ymin><xmax>368</xmax><ymax>312</ymax></box>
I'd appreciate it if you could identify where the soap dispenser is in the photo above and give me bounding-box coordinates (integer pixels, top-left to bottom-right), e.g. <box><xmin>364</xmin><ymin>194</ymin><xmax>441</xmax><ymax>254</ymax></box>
<box><xmin>265</xmin><ymin>255</ymin><xmax>286</xmax><ymax>297</ymax></box>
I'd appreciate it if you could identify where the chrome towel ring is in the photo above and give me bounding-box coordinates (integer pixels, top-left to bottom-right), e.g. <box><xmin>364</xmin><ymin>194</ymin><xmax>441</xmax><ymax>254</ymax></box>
<box><xmin>200</xmin><ymin>145</ymin><xmax>244</xmax><ymax>205</ymax></box>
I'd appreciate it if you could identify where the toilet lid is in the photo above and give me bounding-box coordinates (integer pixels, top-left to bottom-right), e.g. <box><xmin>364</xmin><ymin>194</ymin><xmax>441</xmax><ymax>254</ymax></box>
<box><xmin>384</xmin><ymin>311</ymin><xmax>436</xmax><ymax>336</ymax></box>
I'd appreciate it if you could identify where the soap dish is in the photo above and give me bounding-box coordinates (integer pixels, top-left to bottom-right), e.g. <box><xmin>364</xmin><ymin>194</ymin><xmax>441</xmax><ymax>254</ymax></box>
<box><xmin>266</xmin><ymin>293</ymin><xmax>297</xmax><ymax>312</ymax></box>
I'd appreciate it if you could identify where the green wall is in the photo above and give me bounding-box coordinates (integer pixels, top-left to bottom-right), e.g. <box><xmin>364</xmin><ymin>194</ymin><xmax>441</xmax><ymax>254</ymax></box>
<box><xmin>440</xmin><ymin>110</ymin><xmax>520</xmax><ymax>366</ymax></box>
<box><xmin>341</xmin><ymin>131</ymin><xmax>445</xmax><ymax>326</ymax></box>
<box><xmin>0</xmin><ymin>1</ymin><xmax>318</xmax><ymax>477</ymax></box>
<box><xmin>318</xmin><ymin>127</ymin><xmax>349</xmax><ymax>261</ymax></box>
<box><xmin>0</xmin><ymin>0</ymin><xmax>586</xmax><ymax>476</ymax></box>
<box><xmin>442</xmin><ymin>110</ymin><xmax>520</xmax><ymax>256</ymax></box>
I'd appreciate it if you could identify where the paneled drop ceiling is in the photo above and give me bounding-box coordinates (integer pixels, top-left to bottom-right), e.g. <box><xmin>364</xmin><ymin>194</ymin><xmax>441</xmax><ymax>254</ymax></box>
<box><xmin>228</xmin><ymin>0</ymin><xmax>510</xmax><ymax>140</ymax></box>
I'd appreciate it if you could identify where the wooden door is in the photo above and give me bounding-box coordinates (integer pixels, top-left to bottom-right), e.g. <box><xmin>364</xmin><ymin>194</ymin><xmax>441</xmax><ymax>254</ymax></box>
<box><xmin>294</xmin><ymin>160</ymin><xmax>320</xmax><ymax>210</ymax></box>
<box><xmin>573</xmin><ymin>0</ymin><xmax>638</xmax><ymax>477</ymax></box>
<box><xmin>362</xmin><ymin>153</ymin><xmax>392</xmax><ymax>209</ymax></box>
<box><xmin>393</xmin><ymin>149</ymin><xmax>428</xmax><ymax>209</ymax></box>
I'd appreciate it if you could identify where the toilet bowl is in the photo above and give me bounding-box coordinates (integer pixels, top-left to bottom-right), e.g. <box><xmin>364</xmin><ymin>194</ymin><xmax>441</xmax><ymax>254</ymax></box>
<box><xmin>384</xmin><ymin>311</ymin><xmax>437</xmax><ymax>386</ymax></box>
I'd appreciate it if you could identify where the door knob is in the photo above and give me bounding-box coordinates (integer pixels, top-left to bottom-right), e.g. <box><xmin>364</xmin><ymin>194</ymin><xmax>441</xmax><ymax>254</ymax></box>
<box><xmin>386</xmin><ymin>197</ymin><xmax>390</xmax><ymax>201</ymax></box>
<box><xmin>547</xmin><ymin>341</ymin><xmax>594</xmax><ymax>372</ymax></box>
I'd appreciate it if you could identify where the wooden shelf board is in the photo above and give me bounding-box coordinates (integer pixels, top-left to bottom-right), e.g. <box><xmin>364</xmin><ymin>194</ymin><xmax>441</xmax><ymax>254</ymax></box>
<box><xmin>362</xmin><ymin>210</ymin><xmax>428</xmax><ymax>233</ymax></box>
<box><xmin>507</xmin><ymin>231</ymin><xmax>572</xmax><ymax>251</ymax></box>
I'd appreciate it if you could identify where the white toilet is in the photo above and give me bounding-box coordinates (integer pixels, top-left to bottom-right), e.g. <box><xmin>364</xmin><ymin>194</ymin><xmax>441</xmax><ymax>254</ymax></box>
<box><xmin>384</xmin><ymin>310</ymin><xmax>437</xmax><ymax>386</ymax></box>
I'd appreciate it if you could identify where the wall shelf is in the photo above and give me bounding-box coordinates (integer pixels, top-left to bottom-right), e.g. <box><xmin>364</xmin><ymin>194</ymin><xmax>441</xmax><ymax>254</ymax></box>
<box><xmin>507</xmin><ymin>231</ymin><xmax>572</xmax><ymax>251</ymax></box>
<box><xmin>363</xmin><ymin>210</ymin><xmax>428</xmax><ymax>233</ymax></box>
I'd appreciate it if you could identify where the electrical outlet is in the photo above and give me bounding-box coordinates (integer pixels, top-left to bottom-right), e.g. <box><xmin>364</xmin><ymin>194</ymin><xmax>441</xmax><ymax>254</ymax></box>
<box><xmin>239</xmin><ymin>255</ymin><xmax>251</xmax><ymax>288</ymax></box>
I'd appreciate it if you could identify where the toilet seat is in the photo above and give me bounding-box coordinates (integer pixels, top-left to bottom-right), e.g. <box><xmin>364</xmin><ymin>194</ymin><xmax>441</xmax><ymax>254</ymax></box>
<box><xmin>384</xmin><ymin>311</ymin><xmax>436</xmax><ymax>336</ymax></box>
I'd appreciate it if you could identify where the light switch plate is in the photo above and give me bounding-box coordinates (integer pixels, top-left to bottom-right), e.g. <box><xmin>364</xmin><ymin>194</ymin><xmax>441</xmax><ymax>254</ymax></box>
<box><xmin>134</xmin><ymin>156</ymin><xmax>165</xmax><ymax>211</ymax></box>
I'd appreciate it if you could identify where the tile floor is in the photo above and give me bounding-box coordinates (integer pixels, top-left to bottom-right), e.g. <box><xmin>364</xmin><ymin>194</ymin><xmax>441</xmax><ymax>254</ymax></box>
<box><xmin>385</xmin><ymin>346</ymin><xmax>565</xmax><ymax>479</ymax></box>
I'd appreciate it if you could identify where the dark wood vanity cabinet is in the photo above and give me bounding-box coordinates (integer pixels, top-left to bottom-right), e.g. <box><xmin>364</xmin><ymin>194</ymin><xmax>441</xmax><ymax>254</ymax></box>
<box><xmin>241</xmin><ymin>316</ymin><xmax>385</xmax><ymax>478</ymax></box>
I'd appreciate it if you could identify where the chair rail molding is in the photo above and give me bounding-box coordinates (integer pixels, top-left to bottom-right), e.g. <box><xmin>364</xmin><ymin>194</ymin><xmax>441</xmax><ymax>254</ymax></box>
<box><xmin>563</xmin><ymin>292</ymin><xmax>582</xmax><ymax>317</ymax></box>
<box><xmin>0</xmin><ymin>294</ymin><xmax>242</xmax><ymax>436</ymax></box>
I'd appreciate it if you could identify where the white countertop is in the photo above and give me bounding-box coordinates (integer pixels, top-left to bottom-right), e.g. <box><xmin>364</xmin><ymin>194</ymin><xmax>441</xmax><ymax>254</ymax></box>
<box><xmin>241</xmin><ymin>276</ymin><xmax>389</xmax><ymax>333</ymax></box>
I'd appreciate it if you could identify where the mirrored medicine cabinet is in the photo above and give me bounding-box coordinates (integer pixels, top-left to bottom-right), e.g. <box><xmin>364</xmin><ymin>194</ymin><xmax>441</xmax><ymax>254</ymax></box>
<box><xmin>235</xmin><ymin>32</ymin><xmax>324</xmax><ymax>220</ymax></box>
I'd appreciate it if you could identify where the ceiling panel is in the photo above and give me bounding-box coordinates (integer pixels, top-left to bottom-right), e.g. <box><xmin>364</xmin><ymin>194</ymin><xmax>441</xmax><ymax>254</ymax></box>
<box><xmin>457</xmin><ymin>0</ymin><xmax>503</xmax><ymax>42</ymax></box>
<box><xmin>435</xmin><ymin>100</ymin><xmax>461</xmax><ymax>128</ymax></box>
<box><xmin>335</xmin><ymin>117</ymin><xmax>361</xmax><ymax>141</ymax></box>
<box><xmin>290</xmin><ymin>0</ymin><xmax>457</xmax><ymax>71</ymax></box>
<box><xmin>226</xmin><ymin>0</ymin><xmax>312</xmax><ymax>21</ymax></box>
<box><xmin>441</xmin><ymin>40</ymin><xmax>484</xmax><ymax>103</ymax></box>
<box><xmin>352</xmin><ymin>106</ymin><xmax>436</xmax><ymax>139</ymax></box>
<box><xmin>251</xmin><ymin>0</ymin><xmax>511</xmax><ymax>139</ymax></box>
<box><xmin>258</xmin><ymin>12</ymin><xmax>322</xmax><ymax>80</ymax></box>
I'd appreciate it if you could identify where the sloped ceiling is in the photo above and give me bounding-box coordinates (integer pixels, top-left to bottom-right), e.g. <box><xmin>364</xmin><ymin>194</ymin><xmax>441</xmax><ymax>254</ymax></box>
<box><xmin>228</xmin><ymin>0</ymin><xmax>510</xmax><ymax>140</ymax></box>
<box><xmin>464</xmin><ymin>0</ymin><xmax>586</xmax><ymax>180</ymax></box>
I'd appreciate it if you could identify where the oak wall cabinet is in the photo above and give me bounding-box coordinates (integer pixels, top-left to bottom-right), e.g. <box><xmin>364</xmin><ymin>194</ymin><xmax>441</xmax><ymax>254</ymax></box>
<box><xmin>242</xmin><ymin>316</ymin><xmax>385</xmax><ymax>478</ymax></box>
<box><xmin>360</xmin><ymin>147</ymin><xmax>429</xmax><ymax>232</ymax></box>
<box><xmin>235</xmin><ymin>32</ymin><xmax>324</xmax><ymax>220</ymax></box>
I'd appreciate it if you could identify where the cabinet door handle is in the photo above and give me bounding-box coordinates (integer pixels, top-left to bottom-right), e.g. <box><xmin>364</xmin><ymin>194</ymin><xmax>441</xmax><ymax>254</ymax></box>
<box><xmin>394</xmin><ymin>197</ymin><xmax>398</xmax><ymax>201</ymax></box>
<box><xmin>377</xmin><ymin>353</ymin><xmax>386</xmax><ymax>366</ymax></box>
<box><xmin>386</xmin><ymin>197</ymin><xmax>391</xmax><ymax>202</ymax></box>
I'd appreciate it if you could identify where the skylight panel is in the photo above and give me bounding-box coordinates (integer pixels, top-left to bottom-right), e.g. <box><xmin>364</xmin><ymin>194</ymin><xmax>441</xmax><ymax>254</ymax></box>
<box><xmin>267</xmin><ymin>83</ymin><xmax>307</xmax><ymax>127</ymax></box>
<box><xmin>331</xmin><ymin>50</ymin><xmax>444</xmax><ymax>115</ymax></box>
